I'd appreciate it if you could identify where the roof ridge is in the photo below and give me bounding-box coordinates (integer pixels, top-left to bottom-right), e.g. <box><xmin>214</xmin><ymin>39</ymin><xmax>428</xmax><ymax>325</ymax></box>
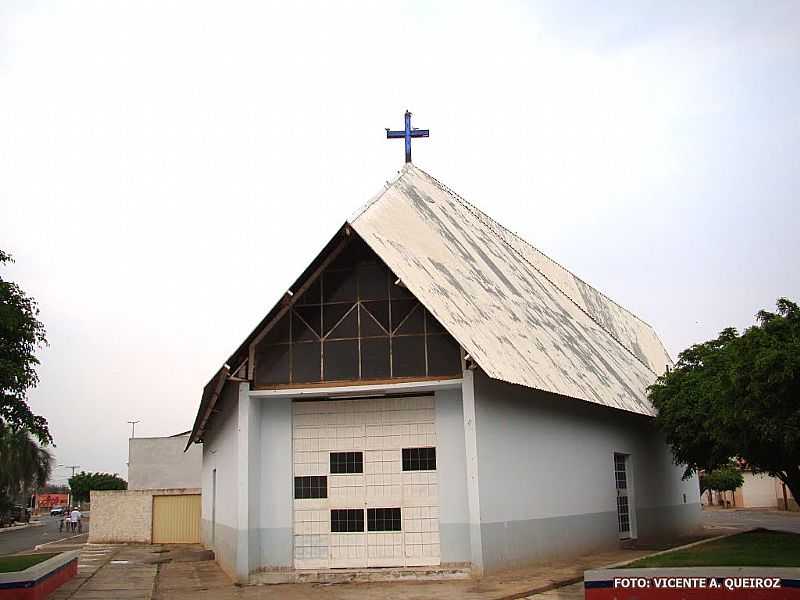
<box><xmin>350</xmin><ymin>164</ymin><xmax>412</xmax><ymax>224</ymax></box>
<box><xmin>410</xmin><ymin>165</ymin><xmax>657</xmax><ymax>377</ymax></box>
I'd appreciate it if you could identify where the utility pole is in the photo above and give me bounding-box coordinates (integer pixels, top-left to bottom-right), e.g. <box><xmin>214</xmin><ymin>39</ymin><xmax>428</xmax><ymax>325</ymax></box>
<box><xmin>127</xmin><ymin>420</ymin><xmax>140</xmax><ymax>438</ymax></box>
<box><xmin>58</xmin><ymin>464</ymin><xmax>80</xmax><ymax>508</ymax></box>
<box><xmin>58</xmin><ymin>464</ymin><xmax>81</xmax><ymax>477</ymax></box>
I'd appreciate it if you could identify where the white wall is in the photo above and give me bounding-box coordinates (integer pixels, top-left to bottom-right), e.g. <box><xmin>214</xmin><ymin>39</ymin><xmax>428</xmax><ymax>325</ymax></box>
<box><xmin>434</xmin><ymin>388</ymin><xmax>470</xmax><ymax>564</ymax></box>
<box><xmin>742</xmin><ymin>472</ymin><xmax>780</xmax><ymax>508</ymax></box>
<box><xmin>128</xmin><ymin>435</ymin><xmax>201</xmax><ymax>490</ymax></box>
<box><xmin>472</xmin><ymin>371</ymin><xmax>700</xmax><ymax>571</ymax></box>
<box><xmin>200</xmin><ymin>382</ymin><xmax>239</xmax><ymax>580</ymax></box>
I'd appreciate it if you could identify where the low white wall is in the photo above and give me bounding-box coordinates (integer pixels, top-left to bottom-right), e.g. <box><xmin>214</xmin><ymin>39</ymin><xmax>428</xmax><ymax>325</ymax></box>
<box><xmin>89</xmin><ymin>488</ymin><xmax>200</xmax><ymax>543</ymax></box>
<box><xmin>128</xmin><ymin>435</ymin><xmax>202</xmax><ymax>490</ymax></box>
<box><xmin>742</xmin><ymin>472</ymin><xmax>780</xmax><ymax>508</ymax></box>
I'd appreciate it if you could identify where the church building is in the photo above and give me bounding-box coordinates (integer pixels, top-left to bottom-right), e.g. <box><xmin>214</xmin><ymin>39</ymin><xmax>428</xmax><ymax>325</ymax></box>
<box><xmin>187</xmin><ymin>163</ymin><xmax>701</xmax><ymax>583</ymax></box>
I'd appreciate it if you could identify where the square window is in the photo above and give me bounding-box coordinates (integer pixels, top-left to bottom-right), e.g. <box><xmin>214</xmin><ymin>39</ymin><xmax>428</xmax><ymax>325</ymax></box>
<box><xmin>330</xmin><ymin>451</ymin><xmax>363</xmax><ymax>474</ymax></box>
<box><xmin>292</xmin><ymin>342</ymin><xmax>321</xmax><ymax>383</ymax></box>
<box><xmin>426</xmin><ymin>333</ymin><xmax>462</xmax><ymax>376</ymax></box>
<box><xmin>254</xmin><ymin>343</ymin><xmax>290</xmax><ymax>386</ymax></box>
<box><xmin>367</xmin><ymin>507</ymin><xmax>402</xmax><ymax>531</ymax></box>
<box><xmin>391</xmin><ymin>335</ymin><xmax>426</xmax><ymax>377</ymax></box>
<box><xmin>402</xmin><ymin>447</ymin><xmax>436</xmax><ymax>471</ymax></box>
<box><xmin>361</xmin><ymin>337</ymin><xmax>390</xmax><ymax>380</ymax></box>
<box><xmin>323</xmin><ymin>339</ymin><xmax>359</xmax><ymax>381</ymax></box>
<box><xmin>331</xmin><ymin>509</ymin><xmax>364</xmax><ymax>533</ymax></box>
<box><xmin>294</xmin><ymin>476</ymin><xmax>327</xmax><ymax>499</ymax></box>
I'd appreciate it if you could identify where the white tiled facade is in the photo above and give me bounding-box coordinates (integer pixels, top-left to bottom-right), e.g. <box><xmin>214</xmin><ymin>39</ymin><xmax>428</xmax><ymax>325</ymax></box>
<box><xmin>292</xmin><ymin>396</ymin><xmax>440</xmax><ymax>568</ymax></box>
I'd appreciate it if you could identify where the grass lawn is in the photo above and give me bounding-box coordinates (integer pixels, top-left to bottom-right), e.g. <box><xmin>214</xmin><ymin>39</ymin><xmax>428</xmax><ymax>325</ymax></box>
<box><xmin>0</xmin><ymin>553</ymin><xmax>58</xmax><ymax>573</ymax></box>
<box><xmin>624</xmin><ymin>530</ymin><xmax>800</xmax><ymax>568</ymax></box>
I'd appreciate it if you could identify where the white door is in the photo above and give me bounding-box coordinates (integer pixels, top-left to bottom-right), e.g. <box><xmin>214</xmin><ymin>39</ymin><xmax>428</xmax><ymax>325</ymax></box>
<box><xmin>614</xmin><ymin>453</ymin><xmax>631</xmax><ymax>539</ymax></box>
<box><xmin>293</xmin><ymin>396</ymin><xmax>440</xmax><ymax>569</ymax></box>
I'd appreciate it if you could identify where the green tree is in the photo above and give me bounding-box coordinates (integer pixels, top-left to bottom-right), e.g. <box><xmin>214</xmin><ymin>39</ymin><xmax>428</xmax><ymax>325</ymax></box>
<box><xmin>0</xmin><ymin>422</ymin><xmax>52</xmax><ymax>505</ymax></box>
<box><xmin>68</xmin><ymin>472</ymin><xmax>127</xmax><ymax>503</ymax></box>
<box><xmin>701</xmin><ymin>466</ymin><xmax>744</xmax><ymax>507</ymax></box>
<box><xmin>0</xmin><ymin>250</ymin><xmax>51</xmax><ymax>445</ymax></box>
<box><xmin>649</xmin><ymin>297</ymin><xmax>800</xmax><ymax>503</ymax></box>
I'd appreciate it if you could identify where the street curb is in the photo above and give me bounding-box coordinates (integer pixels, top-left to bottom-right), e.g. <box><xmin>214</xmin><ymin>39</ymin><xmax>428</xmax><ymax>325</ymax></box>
<box><xmin>0</xmin><ymin>521</ymin><xmax>41</xmax><ymax>534</ymax></box>
<box><xmin>599</xmin><ymin>529</ymin><xmax>751</xmax><ymax>570</ymax></box>
<box><xmin>492</xmin><ymin>575</ymin><xmax>585</xmax><ymax>600</ymax></box>
<box><xmin>491</xmin><ymin>532</ymin><xmax>748</xmax><ymax>600</ymax></box>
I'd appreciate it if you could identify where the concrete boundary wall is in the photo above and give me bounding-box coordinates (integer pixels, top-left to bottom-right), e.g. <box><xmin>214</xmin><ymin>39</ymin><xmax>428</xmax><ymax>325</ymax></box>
<box><xmin>89</xmin><ymin>488</ymin><xmax>200</xmax><ymax>543</ymax></box>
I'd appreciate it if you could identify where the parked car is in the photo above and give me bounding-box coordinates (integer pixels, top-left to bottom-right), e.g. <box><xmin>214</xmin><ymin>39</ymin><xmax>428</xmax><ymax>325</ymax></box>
<box><xmin>50</xmin><ymin>506</ymin><xmax>65</xmax><ymax>516</ymax></box>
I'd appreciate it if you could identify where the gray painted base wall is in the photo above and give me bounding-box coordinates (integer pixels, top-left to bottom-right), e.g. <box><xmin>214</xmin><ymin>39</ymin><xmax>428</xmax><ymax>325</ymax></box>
<box><xmin>479</xmin><ymin>504</ymin><xmax>700</xmax><ymax>572</ymax></box>
<box><xmin>253</xmin><ymin>527</ymin><xmax>293</xmax><ymax>569</ymax></box>
<box><xmin>636</xmin><ymin>503</ymin><xmax>702</xmax><ymax>541</ymax></box>
<box><xmin>481</xmin><ymin>511</ymin><xmax>618</xmax><ymax>572</ymax></box>
<box><xmin>440</xmin><ymin>523</ymin><xmax>471</xmax><ymax>564</ymax></box>
<box><xmin>202</xmin><ymin>519</ymin><xmax>237</xmax><ymax>580</ymax></box>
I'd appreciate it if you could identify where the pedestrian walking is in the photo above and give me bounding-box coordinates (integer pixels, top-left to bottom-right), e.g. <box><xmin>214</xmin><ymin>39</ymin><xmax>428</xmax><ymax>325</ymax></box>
<box><xmin>69</xmin><ymin>506</ymin><xmax>81</xmax><ymax>533</ymax></box>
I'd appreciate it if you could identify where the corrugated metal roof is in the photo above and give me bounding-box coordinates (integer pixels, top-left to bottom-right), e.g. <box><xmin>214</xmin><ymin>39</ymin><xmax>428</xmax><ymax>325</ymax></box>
<box><xmin>351</xmin><ymin>164</ymin><xmax>671</xmax><ymax>416</ymax></box>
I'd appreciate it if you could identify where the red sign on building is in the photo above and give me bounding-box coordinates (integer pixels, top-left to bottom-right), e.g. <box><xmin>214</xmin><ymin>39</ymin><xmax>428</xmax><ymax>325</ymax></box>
<box><xmin>37</xmin><ymin>493</ymin><xmax>68</xmax><ymax>509</ymax></box>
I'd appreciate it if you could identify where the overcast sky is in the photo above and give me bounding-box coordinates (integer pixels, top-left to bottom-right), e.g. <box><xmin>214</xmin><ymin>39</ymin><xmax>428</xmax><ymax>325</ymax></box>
<box><xmin>1</xmin><ymin>1</ymin><xmax>798</xmax><ymax>482</ymax></box>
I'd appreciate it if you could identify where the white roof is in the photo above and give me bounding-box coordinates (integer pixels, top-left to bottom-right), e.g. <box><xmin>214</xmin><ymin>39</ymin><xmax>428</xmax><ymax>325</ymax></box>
<box><xmin>350</xmin><ymin>164</ymin><xmax>672</xmax><ymax>416</ymax></box>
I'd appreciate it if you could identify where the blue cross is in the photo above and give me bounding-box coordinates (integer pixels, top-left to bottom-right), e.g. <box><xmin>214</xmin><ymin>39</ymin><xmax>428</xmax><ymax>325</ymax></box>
<box><xmin>385</xmin><ymin>110</ymin><xmax>429</xmax><ymax>164</ymax></box>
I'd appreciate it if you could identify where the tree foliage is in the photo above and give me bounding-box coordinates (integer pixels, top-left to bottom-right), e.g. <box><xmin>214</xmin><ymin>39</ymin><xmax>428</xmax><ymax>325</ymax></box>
<box><xmin>701</xmin><ymin>466</ymin><xmax>744</xmax><ymax>494</ymax></box>
<box><xmin>0</xmin><ymin>250</ymin><xmax>51</xmax><ymax>445</ymax></box>
<box><xmin>68</xmin><ymin>472</ymin><xmax>127</xmax><ymax>502</ymax></box>
<box><xmin>649</xmin><ymin>297</ymin><xmax>800</xmax><ymax>503</ymax></box>
<box><xmin>0</xmin><ymin>421</ymin><xmax>53</xmax><ymax>506</ymax></box>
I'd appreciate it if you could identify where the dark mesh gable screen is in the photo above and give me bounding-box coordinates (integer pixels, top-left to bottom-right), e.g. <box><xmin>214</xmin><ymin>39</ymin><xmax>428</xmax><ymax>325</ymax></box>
<box><xmin>254</xmin><ymin>236</ymin><xmax>462</xmax><ymax>386</ymax></box>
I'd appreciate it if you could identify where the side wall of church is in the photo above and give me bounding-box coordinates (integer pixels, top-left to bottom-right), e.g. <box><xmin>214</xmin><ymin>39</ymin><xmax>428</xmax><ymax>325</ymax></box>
<box><xmin>472</xmin><ymin>371</ymin><xmax>701</xmax><ymax>573</ymax></box>
<box><xmin>201</xmin><ymin>382</ymin><xmax>240</xmax><ymax>581</ymax></box>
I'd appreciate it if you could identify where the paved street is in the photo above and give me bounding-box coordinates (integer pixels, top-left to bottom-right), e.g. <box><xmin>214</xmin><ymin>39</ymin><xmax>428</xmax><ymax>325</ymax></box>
<box><xmin>0</xmin><ymin>515</ymin><xmax>89</xmax><ymax>555</ymax></box>
<box><xmin>701</xmin><ymin>507</ymin><xmax>800</xmax><ymax>534</ymax></box>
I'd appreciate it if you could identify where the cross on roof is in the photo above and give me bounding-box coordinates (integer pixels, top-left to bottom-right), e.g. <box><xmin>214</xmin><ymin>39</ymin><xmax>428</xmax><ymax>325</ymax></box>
<box><xmin>385</xmin><ymin>110</ymin><xmax>429</xmax><ymax>164</ymax></box>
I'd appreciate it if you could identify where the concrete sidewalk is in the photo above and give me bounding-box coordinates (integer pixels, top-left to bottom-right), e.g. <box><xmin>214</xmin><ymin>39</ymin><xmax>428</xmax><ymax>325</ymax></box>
<box><xmin>154</xmin><ymin>548</ymin><xmax>655</xmax><ymax>600</ymax></box>
<box><xmin>51</xmin><ymin>544</ymin><xmax>156</xmax><ymax>599</ymax></box>
<box><xmin>57</xmin><ymin>534</ymin><xmax>711</xmax><ymax>600</ymax></box>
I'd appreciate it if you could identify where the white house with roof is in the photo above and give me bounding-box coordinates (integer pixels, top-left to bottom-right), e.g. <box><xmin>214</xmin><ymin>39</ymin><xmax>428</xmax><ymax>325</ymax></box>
<box><xmin>187</xmin><ymin>164</ymin><xmax>701</xmax><ymax>583</ymax></box>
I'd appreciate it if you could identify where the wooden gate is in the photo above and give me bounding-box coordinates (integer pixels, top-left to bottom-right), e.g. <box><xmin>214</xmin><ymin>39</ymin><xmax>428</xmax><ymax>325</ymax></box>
<box><xmin>152</xmin><ymin>494</ymin><xmax>201</xmax><ymax>544</ymax></box>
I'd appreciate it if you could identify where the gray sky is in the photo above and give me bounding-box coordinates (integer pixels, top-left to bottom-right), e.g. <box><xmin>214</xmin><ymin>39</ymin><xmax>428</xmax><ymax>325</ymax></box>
<box><xmin>1</xmin><ymin>1</ymin><xmax>798</xmax><ymax>483</ymax></box>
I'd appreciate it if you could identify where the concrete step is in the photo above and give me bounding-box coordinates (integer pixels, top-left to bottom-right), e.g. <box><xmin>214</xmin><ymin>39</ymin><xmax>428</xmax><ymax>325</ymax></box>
<box><xmin>252</xmin><ymin>565</ymin><xmax>472</xmax><ymax>584</ymax></box>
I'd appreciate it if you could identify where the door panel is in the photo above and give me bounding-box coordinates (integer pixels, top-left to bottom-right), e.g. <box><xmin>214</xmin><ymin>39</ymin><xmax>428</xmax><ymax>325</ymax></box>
<box><xmin>293</xmin><ymin>396</ymin><xmax>440</xmax><ymax>569</ymax></box>
<box><xmin>614</xmin><ymin>453</ymin><xmax>631</xmax><ymax>540</ymax></box>
<box><xmin>152</xmin><ymin>494</ymin><xmax>201</xmax><ymax>544</ymax></box>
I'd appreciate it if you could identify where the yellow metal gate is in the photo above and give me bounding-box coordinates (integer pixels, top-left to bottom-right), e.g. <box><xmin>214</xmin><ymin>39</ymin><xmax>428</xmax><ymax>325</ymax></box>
<box><xmin>152</xmin><ymin>495</ymin><xmax>201</xmax><ymax>544</ymax></box>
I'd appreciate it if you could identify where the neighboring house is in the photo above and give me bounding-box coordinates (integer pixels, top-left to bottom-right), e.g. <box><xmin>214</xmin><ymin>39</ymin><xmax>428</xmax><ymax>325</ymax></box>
<box><xmin>89</xmin><ymin>431</ymin><xmax>202</xmax><ymax>545</ymax></box>
<box><xmin>702</xmin><ymin>471</ymin><xmax>797</xmax><ymax>510</ymax></box>
<box><xmin>128</xmin><ymin>432</ymin><xmax>202</xmax><ymax>490</ymax></box>
<box><xmin>187</xmin><ymin>164</ymin><xmax>701</xmax><ymax>583</ymax></box>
